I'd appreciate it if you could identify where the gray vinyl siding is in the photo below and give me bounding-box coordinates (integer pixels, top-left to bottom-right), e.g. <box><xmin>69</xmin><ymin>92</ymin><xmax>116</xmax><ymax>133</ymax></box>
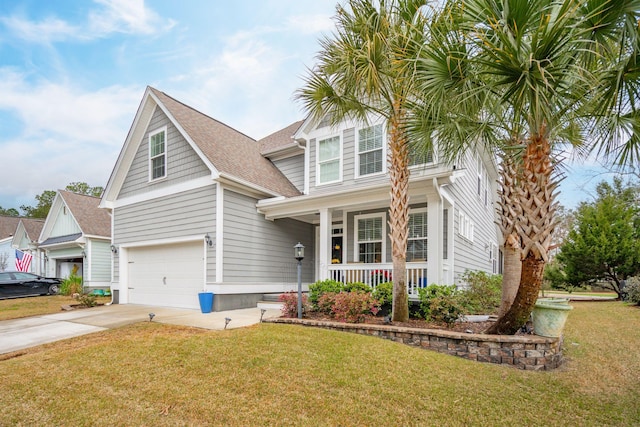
<box><xmin>223</xmin><ymin>190</ymin><xmax>314</xmax><ymax>283</ymax></box>
<box><xmin>308</xmin><ymin>127</ymin><xmax>389</xmax><ymax>195</ymax></box>
<box><xmin>89</xmin><ymin>240</ymin><xmax>111</xmax><ymax>282</ymax></box>
<box><xmin>447</xmin><ymin>151</ymin><xmax>499</xmax><ymax>283</ymax></box>
<box><xmin>113</xmin><ymin>185</ymin><xmax>217</xmax><ymax>279</ymax></box>
<box><xmin>118</xmin><ymin>106</ymin><xmax>210</xmax><ymax>199</ymax></box>
<box><xmin>273</xmin><ymin>154</ymin><xmax>304</xmax><ymax>192</ymax></box>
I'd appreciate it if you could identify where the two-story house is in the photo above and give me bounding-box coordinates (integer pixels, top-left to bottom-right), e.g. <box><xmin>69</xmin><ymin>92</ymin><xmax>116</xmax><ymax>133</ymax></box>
<box><xmin>100</xmin><ymin>87</ymin><xmax>500</xmax><ymax>311</ymax></box>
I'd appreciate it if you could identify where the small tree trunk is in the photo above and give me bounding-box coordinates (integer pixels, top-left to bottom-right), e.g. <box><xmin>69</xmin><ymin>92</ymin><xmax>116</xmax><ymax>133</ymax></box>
<box><xmin>499</xmin><ymin>234</ymin><xmax>522</xmax><ymax>316</ymax></box>
<box><xmin>486</xmin><ymin>252</ymin><xmax>545</xmax><ymax>335</ymax></box>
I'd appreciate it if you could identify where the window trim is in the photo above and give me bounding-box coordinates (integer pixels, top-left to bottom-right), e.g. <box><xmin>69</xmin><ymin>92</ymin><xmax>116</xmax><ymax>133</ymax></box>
<box><xmin>353</xmin><ymin>212</ymin><xmax>386</xmax><ymax>263</ymax></box>
<box><xmin>355</xmin><ymin>123</ymin><xmax>385</xmax><ymax>178</ymax></box>
<box><xmin>407</xmin><ymin>207</ymin><xmax>428</xmax><ymax>262</ymax></box>
<box><xmin>458</xmin><ymin>210</ymin><xmax>475</xmax><ymax>242</ymax></box>
<box><xmin>148</xmin><ymin>126</ymin><xmax>168</xmax><ymax>182</ymax></box>
<box><xmin>316</xmin><ymin>134</ymin><xmax>342</xmax><ymax>185</ymax></box>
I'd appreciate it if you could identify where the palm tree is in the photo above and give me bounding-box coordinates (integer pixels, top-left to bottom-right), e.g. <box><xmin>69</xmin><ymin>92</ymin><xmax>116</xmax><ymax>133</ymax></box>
<box><xmin>295</xmin><ymin>0</ymin><xmax>428</xmax><ymax>322</ymax></box>
<box><xmin>411</xmin><ymin>0</ymin><xmax>640</xmax><ymax>334</ymax></box>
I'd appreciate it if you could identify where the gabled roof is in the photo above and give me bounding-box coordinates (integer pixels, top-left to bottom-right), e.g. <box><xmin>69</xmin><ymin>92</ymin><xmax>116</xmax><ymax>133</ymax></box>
<box><xmin>58</xmin><ymin>191</ymin><xmax>111</xmax><ymax>238</ymax></box>
<box><xmin>20</xmin><ymin>218</ymin><xmax>45</xmax><ymax>241</ymax></box>
<box><xmin>259</xmin><ymin>120</ymin><xmax>304</xmax><ymax>155</ymax></box>
<box><xmin>101</xmin><ymin>87</ymin><xmax>301</xmax><ymax>204</ymax></box>
<box><xmin>149</xmin><ymin>88</ymin><xmax>300</xmax><ymax>197</ymax></box>
<box><xmin>0</xmin><ymin>216</ymin><xmax>21</xmax><ymax>240</ymax></box>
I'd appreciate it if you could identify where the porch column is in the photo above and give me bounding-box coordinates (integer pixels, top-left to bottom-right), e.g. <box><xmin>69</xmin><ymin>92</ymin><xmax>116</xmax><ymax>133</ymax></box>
<box><xmin>318</xmin><ymin>207</ymin><xmax>332</xmax><ymax>280</ymax></box>
<box><xmin>427</xmin><ymin>192</ymin><xmax>442</xmax><ymax>285</ymax></box>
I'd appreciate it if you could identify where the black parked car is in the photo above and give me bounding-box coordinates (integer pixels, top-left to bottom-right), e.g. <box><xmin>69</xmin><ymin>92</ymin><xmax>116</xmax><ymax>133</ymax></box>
<box><xmin>0</xmin><ymin>272</ymin><xmax>62</xmax><ymax>299</ymax></box>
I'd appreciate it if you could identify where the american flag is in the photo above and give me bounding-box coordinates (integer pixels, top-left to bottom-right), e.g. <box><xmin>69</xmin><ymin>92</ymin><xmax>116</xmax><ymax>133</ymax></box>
<box><xmin>15</xmin><ymin>249</ymin><xmax>33</xmax><ymax>272</ymax></box>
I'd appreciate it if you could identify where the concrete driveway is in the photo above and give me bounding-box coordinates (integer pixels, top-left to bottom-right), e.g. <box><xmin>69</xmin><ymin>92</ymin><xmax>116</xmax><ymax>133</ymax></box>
<box><xmin>0</xmin><ymin>304</ymin><xmax>282</xmax><ymax>355</ymax></box>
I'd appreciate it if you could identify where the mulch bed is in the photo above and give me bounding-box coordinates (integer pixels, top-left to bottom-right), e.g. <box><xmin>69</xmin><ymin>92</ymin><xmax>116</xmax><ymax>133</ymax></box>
<box><xmin>302</xmin><ymin>311</ymin><xmax>497</xmax><ymax>334</ymax></box>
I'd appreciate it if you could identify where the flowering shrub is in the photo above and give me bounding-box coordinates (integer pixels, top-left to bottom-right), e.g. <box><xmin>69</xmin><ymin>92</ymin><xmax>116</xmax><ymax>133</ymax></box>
<box><xmin>317</xmin><ymin>292</ymin><xmax>338</xmax><ymax>314</ymax></box>
<box><xmin>309</xmin><ymin>279</ymin><xmax>344</xmax><ymax>308</ymax></box>
<box><xmin>327</xmin><ymin>291</ymin><xmax>380</xmax><ymax>323</ymax></box>
<box><xmin>279</xmin><ymin>291</ymin><xmax>309</xmax><ymax>318</ymax></box>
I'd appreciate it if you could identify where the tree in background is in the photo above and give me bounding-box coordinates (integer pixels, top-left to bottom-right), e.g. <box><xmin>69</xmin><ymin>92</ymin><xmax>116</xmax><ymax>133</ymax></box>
<box><xmin>20</xmin><ymin>182</ymin><xmax>104</xmax><ymax>219</ymax></box>
<box><xmin>0</xmin><ymin>207</ymin><xmax>19</xmax><ymax>216</ymax></box>
<box><xmin>556</xmin><ymin>178</ymin><xmax>640</xmax><ymax>299</ymax></box>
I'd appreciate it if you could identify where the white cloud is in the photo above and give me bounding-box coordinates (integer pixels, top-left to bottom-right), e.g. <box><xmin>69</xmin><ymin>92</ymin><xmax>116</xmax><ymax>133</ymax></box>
<box><xmin>0</xmin><ymin>69</ymin><xmax>141</xmax><ymax>206</ymax></box>
<box><xmin>1</xmin><ymin>0</ymin><xmax>174</xmax><ymax>44</ymax></box>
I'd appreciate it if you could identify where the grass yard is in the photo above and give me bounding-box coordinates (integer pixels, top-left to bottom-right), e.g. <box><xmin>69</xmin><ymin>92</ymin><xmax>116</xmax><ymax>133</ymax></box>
<box><xmin>0</xmin><ymin>301</ymin><xmax>638</xmax><ymax>426</ymax></box>
<box><xmin>0</xmin><ymin>295</ymin><xmax>112</xmax><ymax>320</ymax></box>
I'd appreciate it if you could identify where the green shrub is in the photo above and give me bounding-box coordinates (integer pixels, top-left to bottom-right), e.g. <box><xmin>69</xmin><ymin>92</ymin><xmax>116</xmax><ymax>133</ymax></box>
<box><xmin>372</xmin><ymin>282</ymin><xmax>393</xmax><ymax>306</ymax></box>
<box><xmin>309</xmin><ymin>279</ymin><xmax>344</xmax><ymax>308</ymax></box>
<box><xmin>60</xmin><ymin>274</ymin><xmax>83</xmax><ymax>296</ymax></box>
<box><xmin>624</xmin><ymin>276</ymin><xmax>640</xmax><ymax>305</ymax></box>
<box><xmin>343</xmin><ymin>281</ymin><xmax>372</xmax><ymax>293</ymax></box>
<box><xmin>429</xmin><ymin>294</ymin><xmax>465</xmax><ymax>326</ymax></box>
<box><xmin>418</xmin><ymin>284</ymin><xmax>458</xmax><ymax>320</ymax></box>
<box><xmin>76</xmin><ymin>293</ymin><xmax>97</xmax><ymax>307</ymax></box>
<box><xmin>327</xmin><ymin>291</ymin><xmax>380</xmax><ymax>323</ymax></box>
<box><xmin>457</xmin><ymin>270</ymin><xmax>502</xmax><ymax>315</ymax></box>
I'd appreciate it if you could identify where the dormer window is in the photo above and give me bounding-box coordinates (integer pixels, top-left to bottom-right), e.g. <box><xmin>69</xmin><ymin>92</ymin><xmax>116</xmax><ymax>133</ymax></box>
<box><xmin>357</xmin><ymin>124</ymin><xmax>384</xmax><ymax>176</ymax></box>
<box><xmin>149</xmin><ymin>127</ymin><xmax>167</xmax><ymax>181</ymax></box>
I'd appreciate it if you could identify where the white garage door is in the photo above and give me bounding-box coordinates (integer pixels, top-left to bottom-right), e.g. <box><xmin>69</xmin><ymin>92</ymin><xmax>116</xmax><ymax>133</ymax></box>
<box><xmin>128</xmin><ymin>241</ymin><xmax>204</xmax><ymax>309</ymax></box>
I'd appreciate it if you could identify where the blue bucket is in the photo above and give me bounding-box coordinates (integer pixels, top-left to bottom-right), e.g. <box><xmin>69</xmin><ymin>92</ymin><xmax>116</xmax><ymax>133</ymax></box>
<box><xmin>198</xmin><ymin>292</ymin><xmax>214</xmax><ymax>313</ymax></box>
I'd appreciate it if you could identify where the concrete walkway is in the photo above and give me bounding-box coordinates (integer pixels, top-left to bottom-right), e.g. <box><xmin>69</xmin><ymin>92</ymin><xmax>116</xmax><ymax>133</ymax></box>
<box><xmin>0</xmin><ymin>304</ymin><xmax>282</xmax><ymax>355</ymax></box>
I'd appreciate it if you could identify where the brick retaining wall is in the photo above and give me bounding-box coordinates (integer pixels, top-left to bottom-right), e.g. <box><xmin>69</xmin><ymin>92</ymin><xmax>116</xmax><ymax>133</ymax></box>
<box><xmin>266</xmin><ymin>318</ymin><xmax>564</xmax><ymax>370</ymax></box>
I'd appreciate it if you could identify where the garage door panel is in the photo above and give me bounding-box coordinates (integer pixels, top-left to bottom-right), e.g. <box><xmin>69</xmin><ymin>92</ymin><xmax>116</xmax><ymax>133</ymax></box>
<box><xmin>128</xmin><ymin>242</ymin><xmax>204</xmax><ymax>309</ymax></box>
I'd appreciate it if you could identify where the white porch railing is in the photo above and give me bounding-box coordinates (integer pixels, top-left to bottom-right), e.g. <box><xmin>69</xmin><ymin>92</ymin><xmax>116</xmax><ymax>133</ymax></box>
<box><xmin>327</xmin><ymin>262</ymin><xmax>428</xmax><ymax>297</ymax></box>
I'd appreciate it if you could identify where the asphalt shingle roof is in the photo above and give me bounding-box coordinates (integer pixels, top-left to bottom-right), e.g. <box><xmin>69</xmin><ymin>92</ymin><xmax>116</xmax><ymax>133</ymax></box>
<box><xmin>59</xmin><ymin>190</ymin><xmax>111</xmax><ymax>238</ymax></box>
<box><xmin>258</xmin><ymin>120</ymin><xmax>304</xmax><ymax>155</ymax></box>
<box><xmin>150</xmin><ymin>88</ymin><xmax>301</xmax><ymax>198</ymax></box>
<box><xmin>0</xmin><ymin>216</ymin><xmax>21</xmax><ymax>240</ymax></box>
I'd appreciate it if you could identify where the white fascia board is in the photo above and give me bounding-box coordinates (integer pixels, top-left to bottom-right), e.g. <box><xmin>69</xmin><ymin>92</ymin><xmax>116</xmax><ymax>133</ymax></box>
<box><xmin>217</xmin><ymin>172</ymin><xmax>281</xmax><ymax>198</ymax></box>
<box><xmin>83</xmin><ymin>235</ymin><xmax>111</xmax><ymax>241</ymax></box>
<box><xmin>101</xmin><ymin>89</ymin><xmax>157</xmax><ymax>205</ymax></box>
<box><xmin>111</xmin><ymin>176</ymin><xmax>215</xmax><ymax>209</ymax></box>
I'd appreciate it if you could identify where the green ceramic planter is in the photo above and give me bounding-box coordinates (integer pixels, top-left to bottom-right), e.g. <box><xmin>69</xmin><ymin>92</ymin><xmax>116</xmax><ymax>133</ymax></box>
<box><xmin>536</xmin><ymin>297</ymin><xmax>570</xmax><ymax>305</ymax></box>
<box><xmin>532</xmin><ymin>301</ymin><xmax>573</xmax><ymax>338</ymax></box>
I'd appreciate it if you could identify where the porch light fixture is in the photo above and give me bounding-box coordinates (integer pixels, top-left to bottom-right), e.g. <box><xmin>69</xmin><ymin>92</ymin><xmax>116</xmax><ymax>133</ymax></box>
<box><xmin>110</xmin><ymin>244</ymin><xmax>118</xmax><ymax>254</ymax></box>
<box><xmin>81</xmin><ymin>250</ymin><xmax>86</xmax><ymax>259</ymax></box>
<box><xmin>294</xmin><ymin>242</ymin><xmax>305</xmax><ymax>319</ymax></box>
<box><xmin>204</xmin><ymin>233</ymin><xmax>213</xmax><ymax>247</ymax></box>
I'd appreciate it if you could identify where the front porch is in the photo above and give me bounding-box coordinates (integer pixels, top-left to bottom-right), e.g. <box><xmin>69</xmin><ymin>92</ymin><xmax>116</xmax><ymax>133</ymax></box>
<box><xmin>328</xmin><ymin>262</ymin><xmax>428</xmax><ymax>297</ymax></box>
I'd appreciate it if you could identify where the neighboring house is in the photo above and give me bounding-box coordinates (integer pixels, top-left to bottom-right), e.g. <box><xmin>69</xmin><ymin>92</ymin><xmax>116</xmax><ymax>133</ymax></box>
<box><xmin>101</xmin><ymin>86</ymin><xmax>501</xmax><ymax>312</ymax></box>
<box><xmin>11</xmin><ymin>218</ymin><xmax>45</xmax><ymax>274</ymax></box>
<box><xmin>0</xmin><ymin>216</ymin><xmax>44</xmax><ymax>273</ymax></box>
<box><xmin>39</xmin><ymin>190</ymin><xmax>112</xmax><ymax>289</ymax></box>
<box><xmin>0</xmin><ymin>216</ymin><xmax>21</xmax><ymax>272</ymax></box>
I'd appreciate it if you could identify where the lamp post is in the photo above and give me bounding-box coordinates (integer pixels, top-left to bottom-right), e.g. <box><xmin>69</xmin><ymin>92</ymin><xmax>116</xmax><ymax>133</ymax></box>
<box><xmin>294</xmin><ymin>242</ymin><xmax>305</xmax><ymax>319</ymax></box>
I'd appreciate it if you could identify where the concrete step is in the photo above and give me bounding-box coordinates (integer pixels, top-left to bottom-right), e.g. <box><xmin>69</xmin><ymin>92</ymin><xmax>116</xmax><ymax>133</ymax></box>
<box><xmin>257</xmin><ymin>301</ymin><xmax>284</xmax><ymax>311</ymax></box>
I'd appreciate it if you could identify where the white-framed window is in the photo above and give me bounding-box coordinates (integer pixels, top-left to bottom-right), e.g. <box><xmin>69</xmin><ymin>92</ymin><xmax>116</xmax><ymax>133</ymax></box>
<box><xmin>409</xmin><ymin>143</ymin><xmax>434</xmax><ymax>166</ymax></box>
<box><xmin>476</xmin><ymin>152</ymin><xmax>483</xmax><ymax>197</ymax></box>
<box><xmin>458</xmin><ymin>210</ymin><xmax>474</xmax><ymax>242</ymax></box>
<box><xmin>354</xmin><ymin>213</ymin><xmax>385</xmax><ymax>263</ymax></box>
<box><xmin>149</xmin><ymin>127</ymin><xmax>167</xmax><ymax>181</ymax></box>
<box><xmin>357</xmin><ymin>124</ymin><xmax>384</xmax><ymax>176</ymax></box>
<box><xmin>317</xmin><ymin>135</ymin><xmax>341</xmax><ymax>184</ymax></box>
<box><xmin>407</xmin><ymin>208</ymin><xmax>428</xmax><ymax>262</ymax></box>
<box><xmin>490</xmin><ymin>242</ymin><xmax>498</xmax><ymax>274</ymax></box>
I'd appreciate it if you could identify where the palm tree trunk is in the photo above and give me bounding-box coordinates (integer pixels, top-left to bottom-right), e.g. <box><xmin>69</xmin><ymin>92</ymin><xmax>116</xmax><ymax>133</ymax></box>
<box><xmin>487</xmin><ymin>132</ymin><xmax>559</xmax><ymax>335</ymax></box>
<box><xmin>499</xmin><ymin>235</ymin><xmax>522</xmax><ymax>316</ymax></box>
<box><xmin>388</xmin><ymin>103</ymin><xmax>410</xmax><ymax>322</ymax></box>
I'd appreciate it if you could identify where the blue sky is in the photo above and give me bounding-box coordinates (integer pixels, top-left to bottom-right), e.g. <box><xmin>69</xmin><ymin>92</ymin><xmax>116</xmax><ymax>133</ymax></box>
<box><xmin>0</xmin><ymin>0</ymin><xmax>614</xmax><ymax>212</ymax></box>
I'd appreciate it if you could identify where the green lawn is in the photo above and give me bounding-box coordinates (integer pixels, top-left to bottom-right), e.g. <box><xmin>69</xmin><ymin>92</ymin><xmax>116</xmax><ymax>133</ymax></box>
<box><xmin>0</xmin><ymin>301</ymin><xmax>638</xmax><ymax>426</ymax></box>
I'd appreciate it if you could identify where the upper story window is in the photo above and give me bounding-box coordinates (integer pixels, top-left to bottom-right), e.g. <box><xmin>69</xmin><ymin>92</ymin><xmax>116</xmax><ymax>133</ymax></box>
<box><xmin>317</xmin><ymin>135</ymin><xmax>341</xmax><ymax>184</ymax></box>
<box><xmin>458</xmin><ymin>210</ymin><xmax>475</xmax><ymax>242</ymax></box>
<box><xmin>149</xmin><ymin>127</ymin><xmax>167</xmax><ymax>181</ymax></box>
<box><xmin>407</xmin><ymin>209</ymin><xmax>428</xmax><ymax>262</ymax></box>
<box><xmin>409</xmin><ymin>144</ymin><xmax>434</xmax><ymax>166</ymax></box>
<box><xmin>355</xmin><ymin>213</ymin><xmax>385</xmax><ymax>263</ymax></box>
<box><xmin>358</xmin><ymin>124</ymin><xmax>384</xmax><ymax>176</ymax></box>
